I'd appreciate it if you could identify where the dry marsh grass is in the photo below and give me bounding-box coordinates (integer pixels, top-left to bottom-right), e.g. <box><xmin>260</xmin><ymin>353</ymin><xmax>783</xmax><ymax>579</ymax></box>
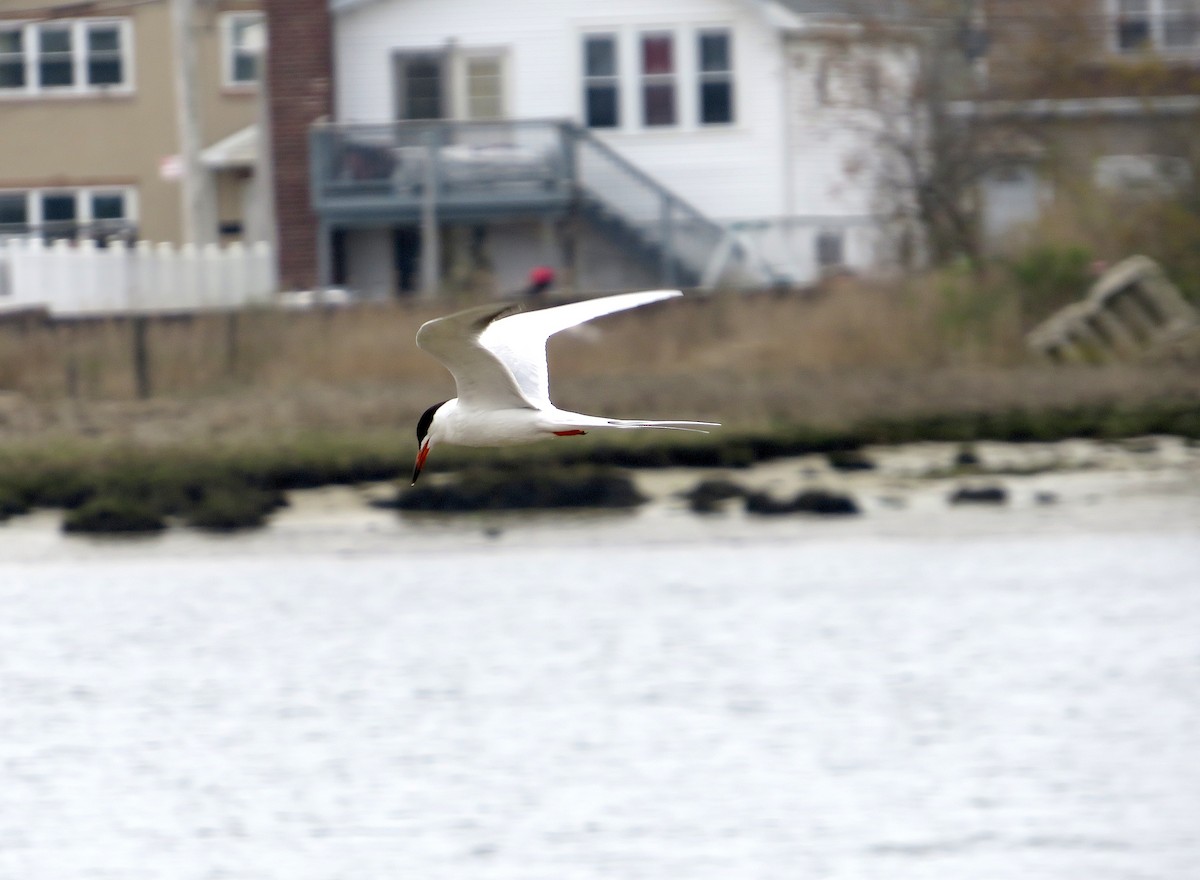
<box><xmin>0</xmin><ymin>278</ymin><xmax>1196</xmax><ymax>451</ymax></box>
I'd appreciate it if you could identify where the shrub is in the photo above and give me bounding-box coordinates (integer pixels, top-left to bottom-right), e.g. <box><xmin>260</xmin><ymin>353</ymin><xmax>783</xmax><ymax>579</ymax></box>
<box><xmin>682</xmin><ymin>478</ymin><xmax>746</xmax><ymax>513</ymax></box>
<box><xmin>63</xmin><ymin>496</ymin><xmax>167</xmax><ymax>534</ymax></box>
<box><xmin>744</xmin><ymin>488</ymin><xmax>859</xmax><ymax>516</ymax></box>
<box><xmin>827</xmin><ymin>449</ymin><xmax>876</xmax><ymax>471</ymax></box>
<box><xmin>1006</xmin><ymin>244</ymin><xmax>1093</xmax><ymax>326</ymax></box>
<box><xmin>395</xmin><ymin>466</ymin><xmax>646</xmax><ymax>512</ymax></box>
<box><xmin>182</xmin><ymin>485</ymin><xmax>285</xmax><ymax>531</ymax></box>
<box><xmin>948</xmin><ymin>485</ymin><xmax>1008</xmax><ymax>505</ymax></box>
<box><xmin>0</xmin><ymin>486</ymin><xmax>29</xmax><ymax>521</ymax></box>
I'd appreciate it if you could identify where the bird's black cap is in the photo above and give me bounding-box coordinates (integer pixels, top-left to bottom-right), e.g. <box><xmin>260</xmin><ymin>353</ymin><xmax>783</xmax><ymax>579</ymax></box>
<box><xmin>416</xmin><ymin>400</ymin><xmax>448</xmax><ymax>445</ymax></box>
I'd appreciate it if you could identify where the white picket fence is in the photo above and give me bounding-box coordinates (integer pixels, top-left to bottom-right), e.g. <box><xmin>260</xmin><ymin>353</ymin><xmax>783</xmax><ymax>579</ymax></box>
<box><xmin>0</xmin><ymin>238</ymin><xmax>277</xmax><ymax>317</ymax></box>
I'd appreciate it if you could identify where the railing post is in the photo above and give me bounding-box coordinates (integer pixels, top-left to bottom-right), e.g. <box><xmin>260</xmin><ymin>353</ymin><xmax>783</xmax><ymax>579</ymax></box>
<box><xmin>559</xmin><ymin>122</ymin><xmax>581</xmax><ymax>292</ymax></box>
<box><xmin>308</xmin><ymin>125</ymin><xmax>327</xmax><ymax>213</ymax></box>
<box><xmin>420</xmin><ymin>127</ymin><xmax>441</xmax><ymax>298</ymax></box>
<box><xmin>560</xmin><ymin>121</ymin><xmax>578</xmax><ymax>192</ymax></box>
<box><xmin>660</xmin><ymin>197</ymin><xmax>677</xmax><ymax>286</ymax></box>
<box><xmin>317</xmin><ymin>219</ymin><xmax>333</xmax><ymax>290</ymax></box>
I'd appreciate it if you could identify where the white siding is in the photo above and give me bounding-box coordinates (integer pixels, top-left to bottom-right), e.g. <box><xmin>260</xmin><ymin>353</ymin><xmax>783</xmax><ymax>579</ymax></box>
<box><xmin>331</xmin><ymin>0</ymin><xmax>914</xmax><ymax>286</ymax></box>
<box><xmin>335</xmin><ymin>0</ymin><xmax>791</xmax><ymax>221</ymax></box>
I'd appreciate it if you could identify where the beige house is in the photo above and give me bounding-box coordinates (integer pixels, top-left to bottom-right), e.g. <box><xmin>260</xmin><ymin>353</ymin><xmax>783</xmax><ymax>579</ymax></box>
<box><xmin>971</xmin><ymin>0</ymin><xmax>1200</xmax><ymax>248</ymax></box>
<box><xmin>0</xmin><ymin>0</ymin><xmax>266</xmax><ymax>246</ymax></box>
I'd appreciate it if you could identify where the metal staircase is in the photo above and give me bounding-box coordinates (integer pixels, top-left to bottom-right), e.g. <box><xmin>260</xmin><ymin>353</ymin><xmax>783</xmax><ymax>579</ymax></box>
<box><xmin>565</xmin><ymin>123</ymin><xmax>772</xmax><ymax>288</ymax></box>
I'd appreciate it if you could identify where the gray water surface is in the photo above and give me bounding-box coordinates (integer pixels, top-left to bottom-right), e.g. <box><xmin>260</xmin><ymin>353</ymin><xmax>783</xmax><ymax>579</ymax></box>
<box><xmin>1</xmin><ymin>501</ymin><xmax>1198</xmax><ymax>879</ymax></box>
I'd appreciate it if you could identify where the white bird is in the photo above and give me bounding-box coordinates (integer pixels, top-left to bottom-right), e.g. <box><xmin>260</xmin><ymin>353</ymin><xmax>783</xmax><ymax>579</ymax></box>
<box><xmin>410</xmin><ymin>289</ymin><xmax>718</xmax><ymax>484</ymax></box>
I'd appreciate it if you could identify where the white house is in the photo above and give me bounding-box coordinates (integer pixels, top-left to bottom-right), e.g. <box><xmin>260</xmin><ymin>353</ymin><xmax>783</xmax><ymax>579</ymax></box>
<box><xmin>314</xmin><ymin>0</ymin><xmax>917</xmax><ymax>297</ymax></box>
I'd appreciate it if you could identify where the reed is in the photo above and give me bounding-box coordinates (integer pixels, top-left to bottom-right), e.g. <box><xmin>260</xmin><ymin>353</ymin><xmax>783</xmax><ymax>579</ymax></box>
<box><xmin>0</xmin><ymin>275</ymin><xmax>1194</xmax><ymax>453</ymax></box>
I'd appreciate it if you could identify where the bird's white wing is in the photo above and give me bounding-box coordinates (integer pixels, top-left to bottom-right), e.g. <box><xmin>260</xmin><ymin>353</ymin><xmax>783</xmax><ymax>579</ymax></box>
<box><xmin>415</xmin><ymin>302</ymin><xmax>535</xmax><ymax>410</ymax></box>
<box><xmin>479</xmin><ymin>289</ymin><xmax>681</xmax><ymax>408</ymax></box>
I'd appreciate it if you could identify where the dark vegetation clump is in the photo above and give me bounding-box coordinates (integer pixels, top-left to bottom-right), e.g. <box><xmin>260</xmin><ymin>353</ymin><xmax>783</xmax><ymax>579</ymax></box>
<box><xmin>182</xmin><ymin>485</ymin><xmax>286</xmax><ymax>531</ymax></box>
<box><xmin>826</xmin><ymin>449</ymin><xmax>877</xmax><ymax>471</ymax></box>
<box><xmin>682</xmin><ymin>478</ymin><xmax>746</xmax><ymax>513</ymax></box>
<box><xmin>948</xmin><ymin>484</ymin><xmax>1008</xmax><ymax>505</ymax></box>
<box><xmin>393</xmin><ymin>466</ymin><xmax>647</xmax><ymax>513</ymax></box>
<box><xmin>1</xmin><ymin>454</ymin><xmax>291</xmax><ymax>534</ymax></box>
<box><xmin>953</xmin><ymin>444</ymin><xmax>981</xmax><ymax>469</ymax></box>
<box><xmin>0</xmin><ymin>486</ymin><xmax>29</xmax><ymax>521</ymax></box>
<box><xmin>63</xmin><ymin>496</ymin><xmax>167</xmax><ymax>534</ymax></box>
<box><xmin>744</xmin><ymin>489</ymin><xmax>860</xmax><ymax>516</ymax></box>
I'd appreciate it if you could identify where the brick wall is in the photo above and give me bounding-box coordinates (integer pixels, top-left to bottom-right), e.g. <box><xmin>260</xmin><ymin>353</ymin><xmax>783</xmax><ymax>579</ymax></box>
<box><xmin>263</xmin><ymin>0</ymin><xmax>333</xmax><ymax>290</ymax></box>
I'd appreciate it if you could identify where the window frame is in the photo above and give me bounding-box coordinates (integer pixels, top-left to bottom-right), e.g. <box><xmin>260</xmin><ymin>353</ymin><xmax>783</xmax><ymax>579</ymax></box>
<box><xmin>697</xmin><ymin>28</ymin><xmax>734</xmax><ymax>126</ymax></box>
<box><xmin>0</xmin><ymin>186</ymin><xmax>138</xmax><ymax>241</ymax></box>
<box><xmin>221</xmin><ymin>11</ymin><xmax>264</xmax><ymax>90</ymax></box>
<box><xmin>0</xmin><ymin>17</ymin><xmax>133</xmax><ymax>97</ymax></box>
<box><xmin>639</xmin><ymin>31</ymin><xmax>677</xmax><ymax>128</ymax></box>
<box><xmin>458</xmin><ymin>49</ymin><xmax>508</xmax><ymax>121</ymax></box>
<box><xmin>393</xmin><ymin>50</ymin><xmax>448</xmax><ymax>121</ymax></box>
<box><xmin>1111</xmin><ymin>0</ymin><xmax>1200</xmax><ymax>54</ymax></box>
<box><xmin>583</xmin><ymin>32</ymin><xmax>621</xmax><ymax>129</ymax></box>
<box><xmin>815</xmin><ymin>229</ymin><xmax>845</xmax><ymax>272</ymax></box>
<box><xmin>581</xmin><ymin>25</ymin><xmax>737</xmax><ymax>133</ymax></box>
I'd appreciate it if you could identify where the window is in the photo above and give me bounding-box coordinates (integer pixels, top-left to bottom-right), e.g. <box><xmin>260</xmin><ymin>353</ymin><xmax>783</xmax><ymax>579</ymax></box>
<box><xmin>582</xmin><ymin>28</ymin><xmax>735</xmax><ymax>131</ymax></box>
<box><xmin>584</xmin><ymin>34</ymin><xmax>619</xmax><ymax>128</ymax></box>
<box><xmin>86</xmin><ymin>22</ymin><xmax>124</xmax><ymax>86</ymax></box>
<box><xmin>41</xmin><ymin>192</ymin><xmax>77</xmax><ymax>236</ymax></box>
<box><xmin>466</xmin><ymin>56</ymin><xmax>504</xmax><ymax>120</ymax></box>
<box><xmin>1164</xmin><ymin>0</ymin><xmax>1200</xmax><ymax>47</ymax></box>
<box><xmin>39</xmin><ymin>25</ymin><xmax>73</xmax><ymax>87</ymax></box>
<box><xmin>1116</xmin><ymin>0</ymin><xmax>1152</xmax><ymax>49</ymax></box>
<box><xmin>0</xmin><ymin>192</ymin><xmax>28</xmax><ymax>235</ymax></box>
<box><xmin>395</xmin><ymin>53</ymin><xmax>446</xmax><ymax>120</ymax></box>
<box><xmin>1113</xmin><ymin>0</ymin><xmax>1200</xmax><ymax>52</ymax></box>
<box><xmin>698</xmin><ymin>30</ymin><xmax>733</xmax><ymax>125</ymax></box>
<box><xmin>91</xmin><ymin>191</ymin><xmax>129</xmax><ymax>227</ymax></box>
<box><xmin>0</xmin><ymin>188</ymin><xmax>136</xmax><ymax>240</ymax></box>
<box><xmin>0</xmin><ymin>29</ymin><xmax>23</xmax><ymax>89</ymax></box>
<box><xmin>0</xmin><ymin>18</ymin><xmax>130</xmax><ymax>95</ymax></box>
<box><xmin>224</xmin><ymin>13</ymin><xmax>263</xmax><ymax>87</ymax></box>
<box><xmin>640</xmin><ymin>32</ymin><xmax>676</xmax><ymax>126</ymax></box>
<box><xmin>816</xmin><ymin>231</ymin><xmax>844</xmax><ymax>270</ymax></box>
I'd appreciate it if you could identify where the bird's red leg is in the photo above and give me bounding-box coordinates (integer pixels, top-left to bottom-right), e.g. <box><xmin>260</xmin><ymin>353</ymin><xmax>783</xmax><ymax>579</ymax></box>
<box><xmin>553</xmin><ymin>430</ymin><xmax>587</xmax><ymax>437</ymax></box>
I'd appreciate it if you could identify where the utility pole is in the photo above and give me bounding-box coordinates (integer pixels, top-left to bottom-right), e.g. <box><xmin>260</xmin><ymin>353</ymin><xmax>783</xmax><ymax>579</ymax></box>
<box><xmin>170</xmin><ymin>0</ymin><xmax>214</xmax><ymax>245</ymax></box>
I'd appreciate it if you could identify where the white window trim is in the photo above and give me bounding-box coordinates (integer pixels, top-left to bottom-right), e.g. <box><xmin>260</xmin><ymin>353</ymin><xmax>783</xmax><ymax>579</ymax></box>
<box><xmin>452</xmin><ymin>47</ymin><xmax>510</xmax><ymax>121</ymax></box>
<box><xmin>0</xmin><ymin>17</ymin><xmax>134</xmax><ymax>98</ymax></box>
<box><xmin>582</xmin><ymin>32</ymin><xmax>621</xmax><ymax>129</ymax></box>
<box><xmin>579</xmin><ymin>24</ymin><xmax>738</xmax><ymax>134</ymax></box>
<box><xmin>221</xmin><ymin>12</ymin><xmax>264</xmax><ymax>90</ymax></box>
<box><xmin>638</xmin><ymin>30</ymin><xmax>679</xmax><ymax>128</ymax></box>
<box><xmin>1109</xmin><ymin>0</ymin><xmax>1200</xmax><ymax>55</ymax></box>
<box><xmin>0</xmin><ymin>186</ymin><xmax>139</xmax><ymax>239</ymax></box>
<box><xmin>697</xmin><ymin>28</ymin><xmax>735</xmax><ymax>127</ymax></box>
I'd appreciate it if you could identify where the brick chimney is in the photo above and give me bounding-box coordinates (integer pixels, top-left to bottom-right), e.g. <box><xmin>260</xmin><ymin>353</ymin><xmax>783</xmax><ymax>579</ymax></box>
<box><xmin>263</xmin><ymin>0</ymin><xmax>333</xmax><ymax>290</ymax></box>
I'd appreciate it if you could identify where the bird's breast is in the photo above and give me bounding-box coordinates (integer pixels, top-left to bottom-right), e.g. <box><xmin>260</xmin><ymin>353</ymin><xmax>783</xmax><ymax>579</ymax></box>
<box><xmin>443</xmin><ymin>406</ymin><xmax>549</xmax><ymax>447</ymax></box>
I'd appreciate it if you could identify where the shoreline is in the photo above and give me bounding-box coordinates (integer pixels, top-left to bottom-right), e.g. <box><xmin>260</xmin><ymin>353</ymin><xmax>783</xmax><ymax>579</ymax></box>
<box><xmin>0</xmin><ymin>436</ymin><xmax>1196</xmax><ymax>558</ymax></box>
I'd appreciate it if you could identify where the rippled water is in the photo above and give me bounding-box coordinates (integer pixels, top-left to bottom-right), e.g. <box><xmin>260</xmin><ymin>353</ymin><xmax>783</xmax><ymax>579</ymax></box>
<box><xmin>1</xmin><ymin>491</ymin><xmax>1199</xmax><ymax>879</ymax></box>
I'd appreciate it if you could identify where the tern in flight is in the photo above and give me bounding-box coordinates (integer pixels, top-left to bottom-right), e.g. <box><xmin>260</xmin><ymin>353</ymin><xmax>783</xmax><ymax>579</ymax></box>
<box><xmin>410</xmin><ymin>289</ymin><xmax>718</xmax><ymax>484</ymax></box>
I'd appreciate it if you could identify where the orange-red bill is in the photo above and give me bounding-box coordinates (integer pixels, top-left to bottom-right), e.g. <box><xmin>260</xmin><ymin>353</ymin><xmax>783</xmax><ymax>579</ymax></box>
<box><xmin>411</xmin><ymin>441</ymin><xmax>430</xmax><ymax>485</ymax></box>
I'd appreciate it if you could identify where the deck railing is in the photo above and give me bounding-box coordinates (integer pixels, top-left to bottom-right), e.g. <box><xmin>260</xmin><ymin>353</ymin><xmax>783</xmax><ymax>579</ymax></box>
<box><xmin>310</xmin><ymin>119</ymin><xmax>765</xmax><ymax>287</ymax></box>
